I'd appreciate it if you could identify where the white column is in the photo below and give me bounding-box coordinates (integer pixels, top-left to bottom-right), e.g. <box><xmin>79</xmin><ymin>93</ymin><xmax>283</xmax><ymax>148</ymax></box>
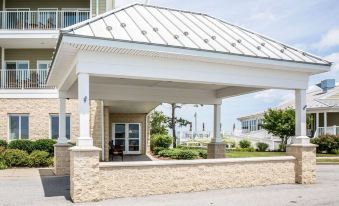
<box><xmin>212</xmin><ymin>104</ymin><xmax>221</xmax><ymax>143</ymax></box>
<box><xmin>294</xmin><ymin>89</ymin><xmax>309</xmax><ymax>144</ymax></box>
<box><xmin>316</xmin><ymin>113</ymin><xmax>319</xmax><ymax>129</ymax></box>
<box><xmin>324</xmin><ymin>112</ymin><xmax>328</xmax><ymax>128</ymax></box>
<box><xmin>57</xmin><ymin>98</ymin><xmax>68</xmax><ymax>144</ymax></box>
<box><xmin>77</xmin><ymin>73</ymin><xmax>93</xmax><ymax>147</ymax></box>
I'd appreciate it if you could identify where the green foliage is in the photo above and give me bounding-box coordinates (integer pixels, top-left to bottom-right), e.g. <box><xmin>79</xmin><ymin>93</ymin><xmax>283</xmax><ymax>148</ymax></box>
<box><xmin>176</xmin><ymin>149</ymin><xmax>199</xmax><ymax>160</ymax></box>
<box><xmin>311</xmin><ymin>135</ymin><xmax>339</xmax><ymax>154</ymax></box>
<box><xmin>0</xmin><ymin>160</ymin><xmax>7</xmax><ymax>170</ymax></box>
<box><xmin>153</xmin><ymin>147</ymin><xmax>166</xmax><ymax>155</ymax></box>
<box><xmin>3</xmin><ymin>149</ymin><xmax>29</xmax><ymax>167</ymax></box>
<box><xmin>150</xmin><ymin>134</ymin><xmax>172</xmax><ymax>151</ymax></box>
<box><xmin>256</xmin><ymin>142</ymin><xmax>269</xmax><ymax>152</ymax></box>
<box><xmin>239</xmin><ymin>139</ymin><xmax>251</xmax><ymax>149</ymax></box>
<box><xmin>262</xmin><ymin>108</ymin><xmax>313</xmax><ymax>151</ymax></box>
<box><xmin>150</xmin><ymin>111</ymin><xmax>168</xmax><ymax>135</ymax></box>
<box><xmin>8</xmin><ymin>140</ymin><xmax>34</xmax><ymax>154</ymax></box>
<box><xmin>33</xmin><ymin>139</ymin><xmax>56</xmax><ymax>156</ymax></box>
<box><xmin>0</xmin><ymin>140</ymin><xmax>7</xmax><ymax>148</ymax></box>
<box><xmin>197</xmin><ymin>149</ymin><xmax>207</xmax><ymax>159</ymax></box>
<box><xmin>28</xmin><ymin>151</ymin><xmax>53</xmax><ymax>167</ymax></box>
<box><xmin>158</xmin><ymin>148</ymin><xmax>199</xmax><ymax>160</ymax></box>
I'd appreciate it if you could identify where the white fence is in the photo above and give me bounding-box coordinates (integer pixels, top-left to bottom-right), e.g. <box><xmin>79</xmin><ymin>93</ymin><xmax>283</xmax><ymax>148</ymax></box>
<box><xmin>0</xmin><ymin>10</ymin><xmax>90</xmax><ymax>30</ymax></box>
<box><xmin>0</xmin><ymin>69</ymin><xmax>53</xmax><ymax>89</ymax></box>
<box><xmin>315</xmin><ymin>126</ymin><xmax>339</xmax><ymax>137</ymax></box>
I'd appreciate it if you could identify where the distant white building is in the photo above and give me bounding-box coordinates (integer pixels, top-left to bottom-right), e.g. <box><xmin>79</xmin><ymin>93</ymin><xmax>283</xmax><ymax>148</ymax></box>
<box><xmin>236</xmin><ymin>79</ymin><xmax>339</xmax><ymax>150</ymax></box>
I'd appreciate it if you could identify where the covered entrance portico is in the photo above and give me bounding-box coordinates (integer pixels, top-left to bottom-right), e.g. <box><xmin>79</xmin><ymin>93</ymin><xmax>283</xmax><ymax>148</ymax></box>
<box><xmin>47</xmin><ymin>4</ymin><xmax>331</xmax><ymax>203</ymax></box>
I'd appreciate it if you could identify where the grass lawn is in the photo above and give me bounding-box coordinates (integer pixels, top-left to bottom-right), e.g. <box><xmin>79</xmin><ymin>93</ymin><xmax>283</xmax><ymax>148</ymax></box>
<box><xmin>225</xmin><ymin>151</ymin><xmax>286</xmax><ymax>158</ymax></box>
<box><xmin>316</xmin><ymin>153</ymin><xmax>339</xmax><ymax>157</ymax></box>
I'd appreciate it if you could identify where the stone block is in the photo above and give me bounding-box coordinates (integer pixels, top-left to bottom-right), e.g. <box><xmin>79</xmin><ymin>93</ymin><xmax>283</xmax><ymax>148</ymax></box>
<box><xmin>54</xmin><ymin>143</ymin><xmax>72</xmax><ymax>176</ymax></box>
<box><xmin>286</xmin><ymin>143</ymin><xmax>317</xmax><ymax>184</ymax></box>
<box><xmin>207</xmin><ymin>143</ymin><xmax>226</xmax><ymax>159</ymax></box>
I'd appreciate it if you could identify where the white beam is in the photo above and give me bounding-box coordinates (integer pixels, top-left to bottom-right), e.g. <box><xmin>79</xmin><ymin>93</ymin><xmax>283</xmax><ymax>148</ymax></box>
<box><xmin>316</xmin><ymin>112</ymin><xmax>319</xmax><ymax>130</ymax></box>
<box><xmin>65</xmin><ymin>83</ymin><xmax>222</xmax><ymax>105</ymax></box>
<box><xmin>294</xmin><ymin>89</ymin><xmax>309</xmax><ymax>144</ymax></box>
<box><xmin>58</xmin><ymin>98</ymin><xmax>68</xmax><ymax>144</ymax></box>
<box><xmin>76</xmin><ymin>52</ymin><xmax>310</xmax><ymax>90</ymax></box>
<box><xmin>324</xmin><ymin>112</ymin><xmax>328</xmax><ymax>128</ymax></box>
<box><xmin>77</xmin><ymin>73</ymin><xmax>93</xmax><ymax>146</ymax></box>
<box><xmin>211</xmin><ymin>104</ymin><xmax>221</xmax><ymax>143</ymax></box>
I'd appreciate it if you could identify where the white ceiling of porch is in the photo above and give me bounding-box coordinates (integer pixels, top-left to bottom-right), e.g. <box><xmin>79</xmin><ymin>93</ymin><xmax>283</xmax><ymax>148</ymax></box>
<box><xmin>90</xmin><ymin>76</ymin><xmax>226</xmax><ymax>90</ymax></box>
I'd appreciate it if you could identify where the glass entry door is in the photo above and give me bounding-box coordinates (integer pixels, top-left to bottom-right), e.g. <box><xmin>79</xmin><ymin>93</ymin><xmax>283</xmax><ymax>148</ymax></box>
<box><xmin>112</xmin><ymin>123</ymin><xmax>141</xmax><ymax>154</ymax></box>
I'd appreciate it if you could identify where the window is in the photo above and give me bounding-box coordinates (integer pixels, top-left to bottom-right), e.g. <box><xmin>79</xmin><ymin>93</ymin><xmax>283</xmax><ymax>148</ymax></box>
<box><xmin>9</xmin><ymin>114</ymin><xmax>29</xmax><ymax>140</ymax></box>
<box><xmin>50</xmin><ymin>114</ymin><xmax>71</xmax><ymax>139</ymax></box>
<box><xmin>5</xmin><ymin>61</ymin><xmax>30</xmax><ymax>81</ymax></box>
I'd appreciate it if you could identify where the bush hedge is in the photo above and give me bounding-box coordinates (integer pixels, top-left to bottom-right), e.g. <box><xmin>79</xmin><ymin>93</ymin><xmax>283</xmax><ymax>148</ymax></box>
<box><xmin>153</xmin><ymin>147</ymin><xmax>166</xmax><ymax>155</ymax></box>
<box><xmin>28</xmin><ymin>151</ymin><xmax>53</xmax><ymax>167</ymax></box>
<box><xmin>150</xmin><ymin>134</ymin><xmax>172</xmax><ymax>151</ymax></box>
<box><xmin>239</xmin><ymin>139</ymin><xmax>252</xmax><ymax>149</ymax></box>
<box><xmin>33</xmin><ymin>139</ymin><xmax>57</xmax><ymax>156</ymax></box>
<box><xmin>158</xmin><ymin>148</ymin><xmax>201</xmax><ymax>160</ymax></box>
<box><xmin>3</xmin><ymin>149</ymin><xmax>29</xmax><ymax>167</ymax></box>
<box><xmin>8</xmin><ymin>140</ymin><xmax>34</xmax><ymax>154</ymax></box>
<box><xmin>0</xmin><ymin>140</ymin><xmax>7</xmax><ymax>148</ymax></box>
<box><xmin>311</xmin><ymin>135</ymin><xmax>339</xmax><ymax>154</ymax></box>
<box><xmin>256</xmin><ymin>142</ymin><xmax>269</xmax><ymax>152</ymax></box>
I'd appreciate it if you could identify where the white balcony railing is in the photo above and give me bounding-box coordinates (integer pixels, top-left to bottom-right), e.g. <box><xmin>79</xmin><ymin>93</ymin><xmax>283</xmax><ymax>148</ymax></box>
<box><xmin>0</xmin><ymin>10</ymin><xmax>90</xmax><ymax>30</ymax></box>
<box><xmin>0</xmin><ymin>69</ymin><xmax>53</xmax><ymax>89</ymax></box>
<box><xmin>315</xmin><ymin>126</ymin><xmax>339</xmax><ymax>137</ymax></box>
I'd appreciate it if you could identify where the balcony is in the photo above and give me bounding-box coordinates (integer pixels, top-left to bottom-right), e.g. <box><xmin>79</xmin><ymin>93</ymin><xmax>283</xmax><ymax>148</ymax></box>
<box><xmin>0</xmin><ymin>10</ymin><xmax>90</xmax><ymax>30</ymax></box>
<box><xmin>0</xmin><ymin>69</ymin><xmax>53</xmax><ymax>89</ymax></box>
<box><xmin>315</xmin><ymin>126</ymin><xmax>339</xmax><ymax>137</ymax></box>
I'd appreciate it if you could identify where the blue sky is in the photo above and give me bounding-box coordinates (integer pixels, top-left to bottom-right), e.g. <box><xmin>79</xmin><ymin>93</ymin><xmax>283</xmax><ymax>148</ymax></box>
<box><xmin>123</xmin><ymin>0</ymin><xmax>339</xmax><ymax>132</ymax></box>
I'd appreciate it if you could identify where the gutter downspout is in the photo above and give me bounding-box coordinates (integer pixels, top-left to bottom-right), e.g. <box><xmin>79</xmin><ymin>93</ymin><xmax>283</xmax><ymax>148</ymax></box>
<box><xmin>101</xmin><ymin>100</ymin><xmax>105</xmax><ymax>160</ymax></box>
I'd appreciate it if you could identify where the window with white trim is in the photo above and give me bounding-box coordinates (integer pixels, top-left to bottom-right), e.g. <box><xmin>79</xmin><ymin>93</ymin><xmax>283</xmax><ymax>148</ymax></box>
<box><xmin>9</xmin><ymin>114</ymin><xmax>29</xmax><ymax>140</ymax></box>
<box><xmin>50</xmin><ymin>114</ymin><xmax>71</xmax><ymax>140</ymax></box>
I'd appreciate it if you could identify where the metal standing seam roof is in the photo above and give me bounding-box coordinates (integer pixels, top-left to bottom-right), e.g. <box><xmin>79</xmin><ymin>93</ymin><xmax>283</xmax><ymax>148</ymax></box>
<box><xmin>61</xmin><ymin>3</ymin><xmax>331</xmax><ymax>66</ymax></box>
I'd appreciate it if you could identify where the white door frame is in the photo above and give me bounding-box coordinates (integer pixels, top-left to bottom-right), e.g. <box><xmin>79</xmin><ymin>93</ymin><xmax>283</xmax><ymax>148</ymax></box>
<box><xmin>112</xmin><ymin>123</ymin><xmax>141</xmax><ymax>155</ymax></box>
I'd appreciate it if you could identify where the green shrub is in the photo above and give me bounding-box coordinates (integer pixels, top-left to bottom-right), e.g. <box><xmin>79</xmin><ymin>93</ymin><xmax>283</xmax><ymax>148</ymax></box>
<box><xmin>311</xmin><ymin>135</ymin><xmax>339</xmax><ymax>154</ymax></box>
<box><xmin>150</xmin><ymin>134</ymin><xmax>172</xmax><ymax>151</ymax></box>
<box><xmin>33</xmin><ymin>139</ymin><xmax>57</xmax><ymax>156</ymax></box>
<box><xmin>0</xmin><ymin>160</ymin><xmax>7</xmax><ymax>170</ymax></box>
<box><xmin>239</xmin><ymin>139</ymin><xmax>252</xmax><ymax>149</ymax></box>
<box><xmin>8</xmin><ymin>140</ymin><xmax>34</xmax><ymax>154</ymax></box>
<box><xmin>197</xmin><ymin>149</ymin><xmax>207</xmax><ymax>159</ymax></box>
<box><xmin>158</xmin><ymin>148</ymin><xmax>199</xmax><ymax>160</ymax></box>
<box><xmin>177</xmin><ymin>150</ymin><xmax>199</xmax><ymax>160</ymax></box>
<box><xmin>256</xmin><ymin>142</ymin><xmax>269</xmax><ymax>152</ymax></box>
<box><xmin>153</xmin><ymin>147</ymin><xmax>166</xmax><ymax>155</ymax></box>
<box><xmin>158</xmin><ymin>148</ymin><xmax>180</xmax><ymax>158</ymax></box>
<box><xmin>3</xmin><ymin>149</ymin><xmax>29</xmax><ymax>167</ymax></box>
<box><xmin>0</xmin><ymin>140</ymin><xmax>7</xmax><ymax>148</ymax></box>
<box><xmin>28</xmin><ymin>150</ymin><xmax>53</xmax><ymax>167</ymax></box>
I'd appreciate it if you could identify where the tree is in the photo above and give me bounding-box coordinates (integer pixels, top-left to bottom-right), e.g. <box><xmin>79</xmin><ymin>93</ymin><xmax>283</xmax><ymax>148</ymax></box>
<box><xmin>261</xmin><ymin>108</ymin><xmax>313</xmax><ymax>151</ymax></box>
<box><xmin>150</xmin><ymin>111</ymin><xmax>168</xmax><ymax>135</ymax></box>
<box><xmin>167</xmin><ymin>103</ymin><xmax>190</xmax><ymax>148</ymax></box>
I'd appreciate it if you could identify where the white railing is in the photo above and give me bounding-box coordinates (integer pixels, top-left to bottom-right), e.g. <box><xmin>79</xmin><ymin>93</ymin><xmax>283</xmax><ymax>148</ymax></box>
<box><xmin>315</xmin><ymin>126</ymin><xmax>339</xmax><ymax>137</ymax></box>
<box><xmin>0</xmin><ymin>69</ymin><xmax>53</xmax><ymax>89</ymax></box>
<box><xmin>0</xmin><ymin>10</ymin><xmax>90</xmax><ymax>30</ymax></box>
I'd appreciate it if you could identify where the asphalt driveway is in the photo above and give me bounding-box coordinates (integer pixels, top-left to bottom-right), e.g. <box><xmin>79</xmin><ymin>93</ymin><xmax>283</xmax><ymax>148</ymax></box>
<box><xmin>0</xmin><ymin>165</ymin><xmax>338</xmax><ymax>206</ymax></box>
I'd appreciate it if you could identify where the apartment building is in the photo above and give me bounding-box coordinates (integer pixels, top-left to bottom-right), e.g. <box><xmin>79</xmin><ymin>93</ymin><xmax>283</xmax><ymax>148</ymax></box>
<box><xmin>0</xmin><ymin>0</ymin><xmax>149</xmax><ymax>160</ymax></box>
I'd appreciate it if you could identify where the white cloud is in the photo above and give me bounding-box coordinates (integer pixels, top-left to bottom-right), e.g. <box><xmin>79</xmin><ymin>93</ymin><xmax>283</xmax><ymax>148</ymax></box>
<box><xmin>313</xmin><ymin>27</ymin><xmax>339</xmax><ymax>50</ymax></box>
<box><xmin>324</xmin><ymin>52</ymin><xmax>339</xmax><ymax>72</ymax></box>
<box><xmin>254</xmin><ymin>89</ymin><xmax>294</xmax><ymax>103</ymax></box>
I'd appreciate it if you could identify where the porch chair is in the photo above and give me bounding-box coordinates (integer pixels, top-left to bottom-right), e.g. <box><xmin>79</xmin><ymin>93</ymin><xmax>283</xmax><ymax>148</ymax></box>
<box><xmin>109</xmin><ymin>140</ymin><xmax>124</xmax><ymax>161</ymax></box>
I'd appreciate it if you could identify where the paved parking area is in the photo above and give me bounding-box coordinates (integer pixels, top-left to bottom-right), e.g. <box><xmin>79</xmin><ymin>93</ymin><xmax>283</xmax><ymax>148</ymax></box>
<box><xmin>0</xmin><ymin>165</ymin><xmax>338</xmax><ymax>206</ymax></box>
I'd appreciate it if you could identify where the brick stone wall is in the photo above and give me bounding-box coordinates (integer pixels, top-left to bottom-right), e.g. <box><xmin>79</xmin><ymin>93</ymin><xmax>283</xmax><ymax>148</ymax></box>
<box><xmin>98</xmin><ymin>157</ymin><xmax>296</xmax><ymax>199</ymax></box>
<box><xmin>0</xmin><ymin>99</ymin><xmax>102</xmax><ymax>150</ymax></box>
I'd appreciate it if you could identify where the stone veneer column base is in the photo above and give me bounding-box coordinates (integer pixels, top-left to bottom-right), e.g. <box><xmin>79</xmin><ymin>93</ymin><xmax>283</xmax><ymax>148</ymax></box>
<box><xmin>207</xmin><ymin>143</ymin><xmax>226</xmax><ymax>159</ymax></box>
<box><xmin>286</xmin><ymin>143</ymin><xmax>317</xmax><ymax>184</ymax></box>
<box><xmin>70</xmin><ymin>146</ymin><xmax>101</xmax><ymax>203</ymax></box>
<box><xmin>54</xmin><ymin>143</ymin><xmax>72</xmax><ymax>176</ymax></box>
